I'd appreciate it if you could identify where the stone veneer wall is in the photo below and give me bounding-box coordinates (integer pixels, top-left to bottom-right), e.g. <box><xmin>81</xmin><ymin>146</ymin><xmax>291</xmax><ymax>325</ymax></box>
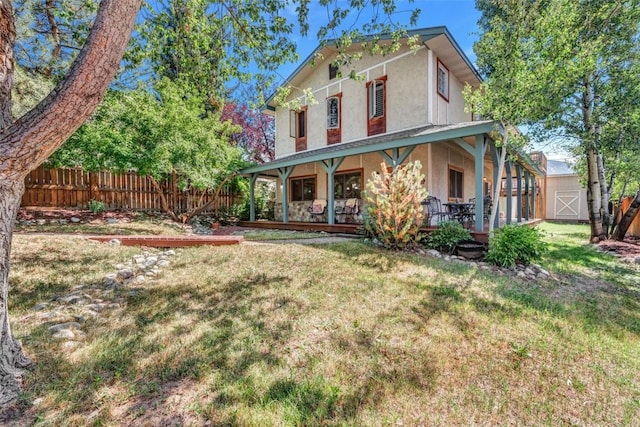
<box><xmin>274</xmin><ymin>199</ymin><xmax>364</xmax><ymax>223</ymax></box>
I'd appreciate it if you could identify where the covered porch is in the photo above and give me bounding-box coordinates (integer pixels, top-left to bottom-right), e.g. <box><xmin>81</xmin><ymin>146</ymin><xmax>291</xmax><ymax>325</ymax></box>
<box><xmin>240</xmin><ymin>121</ymin><xmax>545</xmax><ymax>234</ymax></box>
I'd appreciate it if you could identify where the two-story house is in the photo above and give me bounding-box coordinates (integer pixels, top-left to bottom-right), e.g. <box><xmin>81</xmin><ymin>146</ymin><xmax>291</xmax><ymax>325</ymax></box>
<box><xmin>240</xmin><ymin>27</ymin><xmax>544</xmax><ymax>236</ymax></box>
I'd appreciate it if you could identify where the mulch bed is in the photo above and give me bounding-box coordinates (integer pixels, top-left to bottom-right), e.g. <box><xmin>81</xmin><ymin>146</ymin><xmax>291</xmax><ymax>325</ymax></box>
<box><xmin>597</xmin><ymin>237</ymin><xmax>640</xmax><ymax>263</ymax></box>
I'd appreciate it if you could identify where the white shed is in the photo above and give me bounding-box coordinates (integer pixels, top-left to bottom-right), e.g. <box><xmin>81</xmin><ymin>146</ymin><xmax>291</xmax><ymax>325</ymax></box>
<box><xmin>545</xmin><ymin>159</ymin><xmax>589</xmax><ymax>222</ymax></box>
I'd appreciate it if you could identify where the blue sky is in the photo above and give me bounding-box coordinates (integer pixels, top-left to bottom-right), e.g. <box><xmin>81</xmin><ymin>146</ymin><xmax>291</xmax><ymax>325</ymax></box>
<box><xmin>274</xmin><ymin>0</ymin><xmax>481</xmax><ymax>82</ymax></box>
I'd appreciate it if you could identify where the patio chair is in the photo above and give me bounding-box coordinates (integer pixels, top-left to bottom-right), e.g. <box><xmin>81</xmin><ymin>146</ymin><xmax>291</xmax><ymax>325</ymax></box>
<box><xmin>483</xmin><ymin>195</ymin><xmax>492</xmax><ymax>221</ymax></box>
<box><xmin>308</xmin><ymin>199</ymin><xmax>327</xmax><ymax>222</ymax></box>
<box><xmin>469</xmin><ymin>196</ymin><xmax>492</xmax><ymax>222</ymax></box>
<box><xmin>343</xmin><ymin>198</ymin><xmax>359</xmax><ymax>223</ymax></box>
<box><xmin>334</xmin><ymin>198</ymin><xmax>360</xmax><ymax>223</ymax></box>
<box><xmin>422</xmin><ymin>196</ymin><xmax>449</xmax><ymax>226</ymax></box>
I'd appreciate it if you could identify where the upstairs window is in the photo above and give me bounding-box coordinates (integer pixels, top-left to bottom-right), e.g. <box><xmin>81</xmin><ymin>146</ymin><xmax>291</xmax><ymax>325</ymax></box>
<box><xmin>437</xmin><ymin>59</ymin><xmax>449</xmax><ymax>102</ymax></box>
<box><xmin>329</xmin><ymin>63</ymin><xmax>339</xmax><ymax>80</ymax></box>
<box><xmin>326</xmin><ymin>94</ymin><xmax>342</xmax><ymax>145</ymax></box>
<box><xmin>366</xmin><ymin>76</ymin><xmax>387</xmax><ymax>136</ymax></box>
<box><xmin>369</xmin><ymin>79</ymin><xmax>385</xmax><ymax>118</ymax></box>
<box><xmin>289</xmin><ymin>107</ymin><xmax>307</xmax><ymax>151</ymax></box>
<box><xmin>448</xmin><ymin>166</ymin><xmax>463</xmax><ymax>200</ymax></box>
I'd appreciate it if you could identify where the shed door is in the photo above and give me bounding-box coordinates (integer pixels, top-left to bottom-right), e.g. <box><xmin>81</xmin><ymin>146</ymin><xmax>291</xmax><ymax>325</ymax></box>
<box><xmin>554</xmin><ymin>190</ymin><xmax>580</xmax><ymax>219</ymax></box>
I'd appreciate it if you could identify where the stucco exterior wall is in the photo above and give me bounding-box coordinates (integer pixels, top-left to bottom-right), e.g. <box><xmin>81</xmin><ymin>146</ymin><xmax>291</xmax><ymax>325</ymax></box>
<box><xmin>274</xmin><ymin>43</ymin><xmax>473</xmax><ymax>159</ymax></box>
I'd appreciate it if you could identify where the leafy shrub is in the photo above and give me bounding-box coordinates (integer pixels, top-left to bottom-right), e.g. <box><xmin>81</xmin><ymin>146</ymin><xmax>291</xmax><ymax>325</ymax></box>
<box><xmin>88</xmin><ymin>199</ymin><xmax>105</xmax><ymax>213</ymax></box>
<box><xmin>424</xmin><ymin>221</ymin><xmax>472</xmax><ymax>254</ymax></box>
<box><xmin>362</xmin><ymin>161</ymin><xmax>428</xmax><ymax>250</ymax></box>
<box><xmin>486</xmin><ymin>224</ymin><xmax>546</xmax><ymax>267</ymax></box>
<box><xmin>238</xmin><ymin>180</ymin><xmax>275</xmax><ymax>220</ymax></box>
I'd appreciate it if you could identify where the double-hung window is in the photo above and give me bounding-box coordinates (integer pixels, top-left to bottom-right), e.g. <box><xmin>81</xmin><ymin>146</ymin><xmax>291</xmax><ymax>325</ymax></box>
<box><xmin>289</xmin><ymin>106</ymin><xmax>307</xmax><ymax>151</ymax></box>
<box><xmin>326</xmin><ymin>94</ymin><xmax>342</xmax><ymax>145</ymax></box>
<box><xmin>437</xmin><ymin>59</ymin><xmax>449</xmax><ymax>102</ymax></box>
<box><xmin>448</xmin><ymin>166</ymin><xmax>463</xmax><ymax>200</ymax></box>
<box><xmin>366</xmin><ymin>76</ymin><xmax>387</xmax><ymax>136</ymax></box>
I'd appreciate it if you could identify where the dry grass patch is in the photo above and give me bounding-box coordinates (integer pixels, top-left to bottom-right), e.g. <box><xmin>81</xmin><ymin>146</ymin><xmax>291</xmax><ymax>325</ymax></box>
<box><xmin>4</xmin><ymin>223</ymin><xmax>640</xmax><ymax>426</ymax></box>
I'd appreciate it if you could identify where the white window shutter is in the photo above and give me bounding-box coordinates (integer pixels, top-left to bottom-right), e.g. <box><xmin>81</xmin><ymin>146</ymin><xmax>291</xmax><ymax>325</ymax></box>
<box><xmin>289</xmin><ymin>110</ymin><xmax>297</xmax><ymax>138</ymax></box>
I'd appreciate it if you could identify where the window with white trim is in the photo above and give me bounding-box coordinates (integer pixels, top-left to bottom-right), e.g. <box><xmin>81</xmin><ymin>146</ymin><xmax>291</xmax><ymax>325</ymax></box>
<box><xmin>289</xmin><ymin>107</ymin><xmax>307</xmax><ymax>151</ymax></box>
<box><xmin>369</xmin><ymin>79</ymin><xmax>385</xmax><ymax>118</ymax></box>
<box><xmin>437</xmin><ymin>59</ymin><xmax>449</xmax><ymax>101</ymax></box>
<box><xmin>366</xmin><ymin>76</ymin><xmax>387</xmax><ymax>136</ymax></box>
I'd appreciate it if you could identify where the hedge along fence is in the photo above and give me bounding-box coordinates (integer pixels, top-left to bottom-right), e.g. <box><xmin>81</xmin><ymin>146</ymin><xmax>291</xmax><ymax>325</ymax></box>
<box><xmin>21</xmin><ymin>166</ymin><xmax>240</xmax><ymax>214</ymax></box>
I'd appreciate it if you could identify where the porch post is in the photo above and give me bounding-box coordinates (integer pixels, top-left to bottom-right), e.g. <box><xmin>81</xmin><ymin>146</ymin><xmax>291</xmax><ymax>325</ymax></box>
<box><xmin>320</xmin><ymin>157</ymin><xmax>345</xmax><ymax>225</ymax></box>
<box><xmin>524</xmin><ymin>169</ymin><xmax>530</xmax><ymax>221</ymax></box>
<box><xmin>531</xmin><ymin>175</ymin><xmax>537</xmax><ymax>220</ymax></box>
<box><xmin>249</xmin><ymin>173</ymin><xmax>258</xmax><ymax>222</ymax></box>
<box><xmin>277</xmin><ymin>166</ymin><xmax>295</xmax><ymax>223</ymax></box>
<box><xmin>490</xmin><ymin>141</ymin><xmax>501</xmax><ymax>230</ymax></box>
<box><xmin>515</xmin><ymin>163</ymin><xmax>523</xmax><ymax>223</ymax></box>
<box><xmin>474</xmin><ymin>135</ymin><xmax>485</xmax><ymax>232</ymax></box>
<box><xmin>505</xmin><ymin>161</ymin><xmax>512</xmax><ymax>224</ymax></box>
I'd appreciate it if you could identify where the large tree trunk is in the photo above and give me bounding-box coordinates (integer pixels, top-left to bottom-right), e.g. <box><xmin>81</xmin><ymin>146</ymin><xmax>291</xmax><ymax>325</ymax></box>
<box><xmin>582</xmin><ymin>76</ymin><xmax>606</xmax><ymax>242</ymax></box>
<box><xmin>0</xmin><ymin>180</ymin><xmax>32</xmax><ymax>406</ymax></box>
<box><xmin>611</xmin><ymin>190</ymin><xmax>640</xmax><ymax>241</ymax></box>
<box><xmin>586</xmin><ymin>146</ymin><xmax>605</xmax><ymax>241</ymax></box>
<box><xmin>488</xmin><ymin>129</ymin><xmax>507</xmax><ymax>233</ymax></box>
<box><xmin>0</xmin><ymin>0</ymin><xmax>142</xmax><ymax>407</ymax></box>
<box><xmin>0</xmin><ymin>0</ymin><xmax>15</xmax><ymax>128</ymax></box>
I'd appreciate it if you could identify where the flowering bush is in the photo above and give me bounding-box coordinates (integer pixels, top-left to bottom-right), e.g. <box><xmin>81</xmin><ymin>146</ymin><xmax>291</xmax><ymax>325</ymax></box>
<box><xmin>363</xmin><ymin>161</ymin><xmax>428</xmax><ymax>250</ymax></box>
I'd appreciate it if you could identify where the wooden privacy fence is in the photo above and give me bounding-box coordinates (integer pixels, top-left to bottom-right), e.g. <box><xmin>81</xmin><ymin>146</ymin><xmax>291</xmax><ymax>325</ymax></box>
<box><xmin>22</xmin><ymin>166</ymin><xmax>240</xmax><ymax>213</ymax></box>
<box><xmin>618</xmin><ymin>196</ymin><xmax>640</xmax><ymax>237</ymax></box>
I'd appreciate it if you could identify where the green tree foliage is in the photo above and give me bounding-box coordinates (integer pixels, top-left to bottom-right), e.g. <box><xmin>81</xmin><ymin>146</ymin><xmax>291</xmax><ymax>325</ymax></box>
<box><xmin>11</xmin><ymin>65</ymin><xmax>54</xmax><ymax>120</ymax></box>
<box><xmin>363</xmin><ymin>161</ymin><xmax>428</xmax><ymax>250</ymax></box>
<box><xmin>471</xmin><ymin>0</ymin><xmax>640</xmax><ymax>241</ymax></box>
<box><xmin>13</xmin><ymin>0</ymin><xmax>98</xmax><ymax>78</ymax></box>
<box><xmin>49</xmin><ymin>78</ymin><xmax>245</xmax><ymax>221</ymax></box>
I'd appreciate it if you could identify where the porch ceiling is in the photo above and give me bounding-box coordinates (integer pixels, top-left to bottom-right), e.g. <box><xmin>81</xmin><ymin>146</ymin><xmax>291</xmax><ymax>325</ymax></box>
<box><xmin>240</xmin><ymin>121</ymin><xmax>499</xmax><ymax>175</ymax></box>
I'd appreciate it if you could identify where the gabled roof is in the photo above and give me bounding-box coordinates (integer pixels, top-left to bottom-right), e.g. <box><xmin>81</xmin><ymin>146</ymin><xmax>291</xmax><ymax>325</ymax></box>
<box><xmin>265</xmin><ymin>26</ymin><xmax>482</xmax><ymax>110</ymax></box>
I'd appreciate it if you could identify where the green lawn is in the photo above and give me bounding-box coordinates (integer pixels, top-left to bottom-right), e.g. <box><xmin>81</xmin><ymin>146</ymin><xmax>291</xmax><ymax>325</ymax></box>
<box><xmin>7</xmin><ymin>222</ymin><xmax>640</xmax><ymax>426</ymax></box>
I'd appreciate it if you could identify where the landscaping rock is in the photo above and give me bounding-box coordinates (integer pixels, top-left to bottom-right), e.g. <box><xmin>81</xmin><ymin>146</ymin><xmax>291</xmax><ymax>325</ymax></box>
<box><xmin>62</xmin><ymin>341</ymin><xmax>81</xmax><ymax>349</ymax></box>
<box><xmin>108</xmin><ymin>239</ymin><xmax>121</xmax><ymax>245</ymax></box>
<box><xmin>87</xmin><ymin>303</ymin><xmax>107</xmax><ymax>312</ymax></box>
<box><xmin>59</xmin><ymin>295</ymin><xmax>89</xmax><ymax>305</ymax></box>
<box><xmin>144</xmin><ymin>256</ymin><xmax>158</xmax><ymax>268</ymax></box>
<box><xmin>48</xmin><ymin>322</ymin><xmax>81</xmax><ymax>333</ymax></box>
<box><xmin>52</xmin><ymin>329</ymin><xmax>75</xmax><ymax>340</ymax></box>
<box><xmin>33</xmin><ymin>303</ymin><xmax>49</xmax><ymax>311</ymax></box>
<box><xmin>426</xmin><ymin>249</ymin><xmax>442</xmax><ymax>258</ymax></box>
<box><xmin>70</xmin><ymin>217</ymin><xmax>81</xmax><ymax>223</ymax></box>
<box><xmin>117</xmin><ymin>268</ymin><xmax>134</xmax><ymax>280</ymax></box>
